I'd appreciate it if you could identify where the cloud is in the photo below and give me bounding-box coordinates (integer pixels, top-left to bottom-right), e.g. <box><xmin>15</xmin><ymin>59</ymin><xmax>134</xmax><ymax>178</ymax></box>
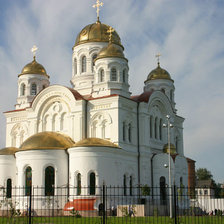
<box><xmin>0</xmin><ymin>0</ymin><xmax>223</xmax><ymax>182</ymax></box>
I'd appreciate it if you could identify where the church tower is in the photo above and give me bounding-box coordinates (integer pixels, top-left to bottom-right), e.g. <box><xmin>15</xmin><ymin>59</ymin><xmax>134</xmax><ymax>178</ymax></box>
<box><xmin>70</xmin><ymin>1</ymin><xmax>130</xmax><ymax>98</ymax></box>
<box><xmin>144</xmin><ymin>56</ymin><xmax>176</xmax><ymax>110</ymax></box>
<box><xmin>16</xmin><ymin>46</ymin><xmax>50</xmax><ymax>110</ymax></box>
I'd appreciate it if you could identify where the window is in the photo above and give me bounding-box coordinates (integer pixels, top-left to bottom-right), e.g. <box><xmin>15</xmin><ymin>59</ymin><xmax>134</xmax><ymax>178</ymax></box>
<box><xmin>111</xmin><ymin>68</ymin><xmax>117</xmax><ymax>81</ymax></box>
<box><xmin>123</xmin><ymin>175</ymin><xmax>127</xmax><ymax>196</ymax></box>
<box><xmin>122</xmin><ymin>69</ymin><xmax>126</xmax><ymax>83</ymax></box>
<box><xmin>89</xmin><ymin>172</ymin><xmax>96</xmax><ymax>195</ymax></box>
<box><xmin>92</xmin><ymin>54</ymin><xmax>97</xmax><ymax>72</ymax></box>
<box><xmin>161</xmin><ymin>88</ymin><xmax>165</xmax><ymax>93</ymax></box>
<box><xmin>77</xmin><ymin>173</ymin><xmax>81</xmax><ymax>195</ymax></box>
<box><xmin>123</xmin><ymin>122</ymin><xmax>126</xmax><ymax>141</ymax></box>
<box><xmin>100</xmin><ymin>70</ymin><xmax>105</xmax><ymax>82</ymax></box>
<box><xmin>160</xmin><ymin>176</ymin><xmax>166</xmax><ymax>204</ymax></box>
<box><xmin>155</xmin><ymin>117</ymin><xmax>158</xmax><ymax>139</ymax></box>
<box><xmin>21</xmin><ymin>84</ymin><xmax>26</xmax><ymax>96</ymax></box>
<box><xmin>129</xmin><ymin>176</ymin><xmax>133</xmax><ymax>196</ymax></box>
<box><xmin>128</xmin><ymin>123</ymin><xmax>131</xmax><ymax>142</ymax></box>
<box><xmin>176</xmin><ymin>137</ymin><xmax>178</xmax><ymax>153</ymax></box>
<box><xmin>74</xmin><ymin>58</ymin><xmax>77</xmax><ymax>74</ymax></box>
<box><xmin>6</xmin><ymin>179</ymin><xmax>12</xmax><ymax>198</ymax></box>
<box><xmin>45</xmin><ymin>166</ymin><xmax>55</xmax><ymax>196</ymax></box>
<box><xmin>25</xmin><ymin>166</ymin><xmax>32</xmax><ymax>196</ymax></box>
<box><xmin>81</xmin><ymin>56</ymin><xmax>86</xmax><ymax>73</ymax></box>
<box><xmin>159</xmin><ymin>119</ymin><xmax>163</xmax><ymax>140</ymax></box>
<box><xmin>42</xmin><ymin>85</ymin><xmax>46</xmax><ymax>90</ymax></box>
<box><xmin>150</xmin><ymin>116</ymin><xmax>153</xmax><ymax>138</ymax></box>
<box><xmin>170</xmin><ymin>90</ymin><xmax>173</xmax><ymax>101</ymax></box>
<box><xmin>31</xmin><ymin>83</ymin><xmax>37</xmax><ymax>95</ymax></box>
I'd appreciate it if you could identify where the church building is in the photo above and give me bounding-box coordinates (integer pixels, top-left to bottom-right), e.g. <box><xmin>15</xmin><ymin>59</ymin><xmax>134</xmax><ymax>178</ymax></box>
<box><xmin>0</xmin><ymin>3</ymin><xmax>191</xmax><ymax>199</ymax></box>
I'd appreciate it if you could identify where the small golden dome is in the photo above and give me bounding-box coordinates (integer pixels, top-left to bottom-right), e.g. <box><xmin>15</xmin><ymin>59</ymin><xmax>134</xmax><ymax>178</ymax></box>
<box><xmin>163</xmin><ymin>143</ymin><xmax>176</xmax><ymax>155</ymax></box>
<box><xmin>74</xmin><ymin>21</ymin><xmax>123</xmax><ymax>49</ymax></box>
<box><xmin>0</xmin><ymin>147</ymin><xmax>18</xmax><ymax>155</ymax></box>
<box><xmin>145</xmin><ymin>63</ymin><xmax>173</xmax><ymax>83</ymax></box>
<box><xmin>19</xmin><ymin>132</ymin><xmax>75</xmax><ymax>151</ymax></box>
<box><xmin>96</xmin><ymin>43</ymin><xmax>127</xmax><ymax>61</ymax></box>
<box><xmin>74</xmin><ymin>138</ymin><xmax>120</xmax><ymax>148</ymax></box>
<box><xmin>19</xmin><ymin>56</ymin><xmax>49</xmax><ymax>77</ymax></box>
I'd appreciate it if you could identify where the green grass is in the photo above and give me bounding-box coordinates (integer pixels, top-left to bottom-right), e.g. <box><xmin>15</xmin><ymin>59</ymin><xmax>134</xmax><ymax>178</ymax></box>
<box><xmin>0</xmin><ymin>216</ymin><xmax>223</xmax><ymax>224</ymax></box>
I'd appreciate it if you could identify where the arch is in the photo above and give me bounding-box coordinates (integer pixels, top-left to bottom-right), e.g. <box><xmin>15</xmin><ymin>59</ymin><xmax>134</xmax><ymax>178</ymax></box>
<box><xmin>77</xmin><ymin>173</ymin><xmax>81</xmax><ymax>195</ymax></box>
<box><xmin>31</xmin><ymin>83</ymin><xmax>37</xmax><ymax>95</ymax></box>
<box><xmin>20</xmin><ymin>83</ymin><xmax>26</xmax><ymax>96</ymax></box>
<box><xmin>81</xmin><ymin>55</ymin><xmax>86</xmax><ymax>73</ymax></box>
<box><xmin>92</xmin><ymin>54</ymin><xmax>97</xmax><ymax>72</ymax></box>
<box><xmin>111</xmin><ymin>67</ymin><xmax>117</xmax><ymax>81</ymax></box>
<box><xmin>89</xmin><ymin>172</ymin><xmax>96</xmax><ymax>195</ymax></box>
<box><xmin>74</xmin><ymin>58</ymin><xmax>77</xmax><ymax>75</ymax></box>
<box><xmin>160</xmin><ymin>176</ymin><xmax>166</xmax><ymax>204</ymax></box>
<box><xmin>45</xmin><ymin>166</ymin><xmax>55</xmax><ymax>196</ymax></box>
<box><xmin>6</xmin><ymin>178</ymin><xmax>12</xmax><ymax>198</ymax></box>
<box><xmin>99</xmin><ymin>69</ymin><xmax>105</xmax><ymax>82</ymax></box>
<box><xmin>25</xmin><ymin>166</ymin><xmax>32</xmax><ymax>196</ymax></box>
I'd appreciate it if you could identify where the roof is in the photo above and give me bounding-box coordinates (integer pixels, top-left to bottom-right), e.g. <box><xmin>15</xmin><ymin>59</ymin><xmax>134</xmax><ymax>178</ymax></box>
<box><xmin>196</xmin><ymin>180</ymin><xmax>214</xmax><ymax>188</ymax></box>
<box><xmin>74</xmin><ymin>138</ymin><xmax>120</xmax><ymax>148</ymax></box>
<box><xmin>0</xmin><ymin>147</ymin><xmax>18</xmax><ymax>155</ymax></box>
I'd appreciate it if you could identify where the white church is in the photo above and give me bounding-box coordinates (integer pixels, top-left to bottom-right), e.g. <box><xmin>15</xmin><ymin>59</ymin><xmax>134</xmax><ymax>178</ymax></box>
<box><xmin>0</xmin><ymin>3</ymin><xmax>190</xmax><ymax>200</ymax></box>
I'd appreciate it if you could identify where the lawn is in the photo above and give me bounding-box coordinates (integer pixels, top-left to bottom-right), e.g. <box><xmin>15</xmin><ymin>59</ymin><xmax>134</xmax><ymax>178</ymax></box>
<box><xmin>0</xmin><ymin>216</ymin><xmax>223</xmax><ymax>224</ymax></box>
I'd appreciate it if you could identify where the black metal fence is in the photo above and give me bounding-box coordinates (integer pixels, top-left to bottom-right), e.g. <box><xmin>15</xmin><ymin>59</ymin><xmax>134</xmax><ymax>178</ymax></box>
<box><xmin>0</xmin><ymin>185</ymin><xmax>224</xmax><ymax>224</ymax></box>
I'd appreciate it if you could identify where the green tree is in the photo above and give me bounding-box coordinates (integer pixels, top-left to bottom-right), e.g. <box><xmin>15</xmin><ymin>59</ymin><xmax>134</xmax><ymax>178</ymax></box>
<box><xmin>196</xmin><ymin>168</ymin><xmax>213</xmax><ymax>180</ymax></box>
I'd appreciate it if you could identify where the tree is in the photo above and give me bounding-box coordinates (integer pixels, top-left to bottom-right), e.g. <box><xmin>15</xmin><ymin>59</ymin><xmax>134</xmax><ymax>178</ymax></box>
<box><xmin>196</xmin><ymin>168</ymin><xmax>213</xmax><ymax>181</ymax></box>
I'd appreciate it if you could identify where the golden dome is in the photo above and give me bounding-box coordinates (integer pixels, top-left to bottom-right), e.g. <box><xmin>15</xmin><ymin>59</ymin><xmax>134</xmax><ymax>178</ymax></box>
<box><xmin>0</xmin><ymin>147</ymin><xmax>18</xmax><ymax>155</ymax></box>
<box><xmin>145</xmin><ymin>63</ymin><xmax>173</xmax><ymax>83</ymax></box>
<box><xmin>95</xmin><ymin>43</ymin><xmax>127</xmax><ymax>61</ymax></box>
<box><xmin>74</xmin><ymin>138</ymin><xmax>120</xmax><ymax>148</ymax></box>
<box><xmin>163</xmin><ymin>143</ymin><xmax>176</xmax><ymax>155</ymax></box>
<box><xmin>19</xmin><ymin>56</ymin><xmax>49</xmax><ymax>77</ymax></box>
<box><xmin>19</xmin><ymin>132</ymin><xmax>75</xmax><ymax>151</ymax></box>
<box><xmin>74</xmin><ymin>21</ymin><xmax>123</xmax><ymax>49</ymax></box>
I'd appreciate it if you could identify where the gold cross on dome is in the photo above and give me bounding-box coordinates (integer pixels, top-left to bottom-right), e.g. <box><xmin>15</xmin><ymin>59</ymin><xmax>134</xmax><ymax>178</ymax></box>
<box><xmin>107</xmin><ymin>26</ymin><xmax>115</xmax><ymax>43</ymax></box>
<box><xmin>93</xmin><ymin>0</ymin><xmax>103</xmax><ymax>22</ymax></box>
<box><xmin>31</xmin><ymin>45</ymin><xmax>38</xmax><ymax>58</ymax></box>
<box><xmin>155</xmin><ymin>53</ymin><xmax>161</xmax><ymax>63</ymax></box>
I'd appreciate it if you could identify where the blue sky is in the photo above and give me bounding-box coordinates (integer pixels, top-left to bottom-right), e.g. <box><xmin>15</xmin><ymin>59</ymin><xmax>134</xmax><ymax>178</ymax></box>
<box><xmin>0</xmin><ymin>0</ymin><xmax>224</xmax><ymax>183</ymax></box>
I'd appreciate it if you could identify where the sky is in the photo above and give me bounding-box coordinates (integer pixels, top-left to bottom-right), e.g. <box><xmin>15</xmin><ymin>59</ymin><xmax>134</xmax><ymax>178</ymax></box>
<box><xmin>0</xmin><ymin>0</ymin><xmax>223</xmax><ymax>183</ymax></box>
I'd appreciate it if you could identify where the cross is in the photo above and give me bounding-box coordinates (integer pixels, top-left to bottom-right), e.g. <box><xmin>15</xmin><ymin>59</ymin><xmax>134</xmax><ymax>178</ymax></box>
<box><xmin>155</xmin><ymin>53</ymin><xmax>161</xmax><ymax>63</ymax></box>
<box><xmin>93</xmin><ymin>0</ymin><xmax>103</xmax><ymax>22</ymax></box>
<box><xmin>107</xmin><ymin>26</ymin><xmax>115</xmax><ymax>43</ymax></box>
<box><xmin>31</xmin><ymin>45</ymin><xmax>38</xmax><ymax>59</ymax></box>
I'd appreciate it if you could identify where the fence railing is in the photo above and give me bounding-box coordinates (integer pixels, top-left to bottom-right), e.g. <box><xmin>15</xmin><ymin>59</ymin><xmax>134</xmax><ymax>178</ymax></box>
<box><xmin>0</xmin><ymin>185</ymin><xmax>223</xmax><ymax>224</ymax></box>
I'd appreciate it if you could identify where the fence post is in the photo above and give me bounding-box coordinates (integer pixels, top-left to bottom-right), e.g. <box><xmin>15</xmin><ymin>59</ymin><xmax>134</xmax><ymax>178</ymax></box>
<box><xmin>103</xmin><ymin>184</ymin><xmax>106</xmax><ymax>224</ymax></box>
<box><xmin>28</xmin><ymin>185</ymin><xmax>32</xmax><ymax>224</ymax></box>
<box><xmin>173</xmin><ymin>185</ymin><xmax>177</xmax><ymax>224</ymax></box>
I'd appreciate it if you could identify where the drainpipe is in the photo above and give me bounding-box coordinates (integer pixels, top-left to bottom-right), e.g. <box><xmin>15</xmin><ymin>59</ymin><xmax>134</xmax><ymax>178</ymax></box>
<box><xmin>137</xmin><ymin>102</ymin><xmax>140</xmax><ymax>192</ymax></box>
<box><xmin>66</xmin><ymin>149</ymin><xmax>70</xmax><ymax>201</ymax></box>
<box><xmin>84</xmin><ymin>99</ymin><xmax>88</xmax><ymax>138</ymax></box>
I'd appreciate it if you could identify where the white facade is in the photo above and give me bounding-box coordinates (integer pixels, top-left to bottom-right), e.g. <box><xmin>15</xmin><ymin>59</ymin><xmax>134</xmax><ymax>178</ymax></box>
<box><xmin>0</xmin><ymin>18</ymin><xmax>189</xmax><ymax>199</ymax></box>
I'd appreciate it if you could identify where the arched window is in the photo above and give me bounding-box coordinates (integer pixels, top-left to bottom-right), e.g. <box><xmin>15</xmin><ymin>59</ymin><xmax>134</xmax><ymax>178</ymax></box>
<box><xmin>180</xmin><ymin>177</ymin><xmax>183</xmax><ymax>187</ymax></box>
<box><xmin>170</xmin><ymin>90</ymin><xmax>173</xmax><ymax>101</ymax></box>
<box><xmin>160</xmin><ymin>176</ymin><xmax>166</xmax><ymax>204</ymax></box>
<box><xmin>128</xmin><ymin>123</ymin><xmax>131</xmax><ymax>142</ymax></box>
<box><xmin>175</xmin><ymin>137</ymin><xmax>178</xmax><ymax>153</ymax></box>
<box><xmin>129</xmin><ymin>176</ymin><xmax>133</xmax><ymax>196</ymax></box>
<box><xmin>150</xmin><ymin>116</ymin><xmax>153</xmax><ymax>138</ymax></box>
<box><xmin>155</xmin><ymin>117</ymin><xmax>158</xmax><ymax>139</ymax></box>
<box><xmin>6</xmin><ymin>179</ymin><xmax>12</xmax><ymax>198</ymax></box>
<box><xmin>20</xmin><ymin>83</ymin><xmax>26</xmax><ymax>96</ymax></box>
<box><xmin>123</xmin><ymin>175</ymin><xmax>127</xmax><ymax>196</ymax></box>
<box><xmin>31</xmin><ymin>83</ymin><xmax>37</xmax><ymax>95</ymax></box>
<box><xmin>100</xmin><ymin>69</ymin><xmax>105</xmax><ymax>82</ymax></box>
<box><xmin>77</xmin><ymin>173</ymin><xmax>81</xmax><ymax>195</ymax></box>
<box><xmin>42</xmin><ymin>85</ymin><xmax>46</xmax><ymax>90</ymax></box>
<box><xmin>45</xmin><ymin>166</ymin><xmax>55</xmax><ymax>196</ymax></box>
<box><xmin>111</xmin><ymin>68</ymin><xmax>117</xmax><ymax>81</ymax></box>
<box><xmin>81</xmin><ymin>56</ymin><xmax>86</xmax><ymax>73</ymax></box>
<box><xmin>159</xmin><ymin>119</ymin><xmax>163</xmax><ymax>140</ymax></box>
<box><xmin>92</xmin><ymin>54</ymin><xmax>97</xmax><ymax>72</ymax></box>
<box><xmin>123</xmin><ymin>122</ymin><xmax>126</xmax><ymax>141</ymax></box>
<box><xmin>89</xmin><ymin>172</ymin><xmax>96</xmax><ymax>195</ymax></box>
<box><xmin>74</xmin><ymin>58</ymin><xmax>77</xmax><ymax>74</ymax></box>
<box><xmin>25</xmin><ymin>166</ymin><xmax>32</xmax><ymax>196</ymax></box>
<box><xmin>122</xmin><ymin>69</ymin><xmax>126</xmax><ymax>83</ymax></box>
<box><xmin>161</xmin><ymin>88</ymin><xmax>165</xmax><ymax>94</ymax></box>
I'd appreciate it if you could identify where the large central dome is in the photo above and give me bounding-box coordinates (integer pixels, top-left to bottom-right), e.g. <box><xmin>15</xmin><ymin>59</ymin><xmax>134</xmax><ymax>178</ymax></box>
<box><xmin>74</xmin><ymin>21</ymin><xmax>123</xmax><ymax>48</ymax></box>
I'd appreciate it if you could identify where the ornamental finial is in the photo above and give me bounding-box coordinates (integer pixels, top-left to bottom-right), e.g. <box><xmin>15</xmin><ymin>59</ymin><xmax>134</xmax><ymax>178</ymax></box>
<box><xmin>93</xmin><ymin>0</ymin><xmax>103</xmax><ymax>22</ymax></box>
<box><xmin>155</xmin><ymin>53</ymin><xmax>161</xmax><ymax>65</ymax></box>
<box><xmin>31</xmin><ymin>45</ymin><xmax>38</xmax><ymax>60</ymax></box>
<box><xmin>107</xmin><ymin>26</ymin><xmax>115</xmax><ymax>43</ymax></box>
